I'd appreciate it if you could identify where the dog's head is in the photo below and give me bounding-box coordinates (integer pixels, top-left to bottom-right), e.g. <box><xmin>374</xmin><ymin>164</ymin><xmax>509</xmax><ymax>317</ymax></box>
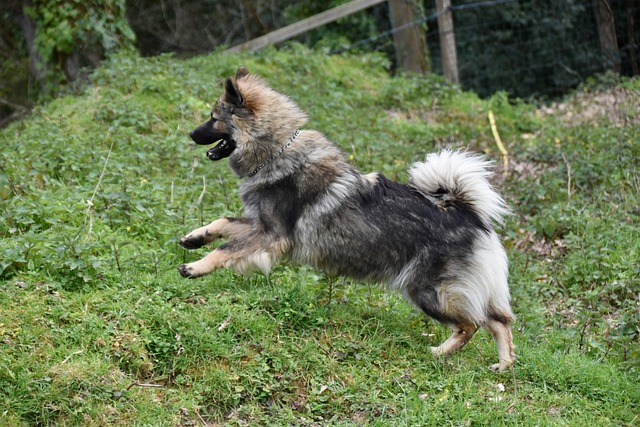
<box><xmin>189</xmin><ymin>66</ymin><xmax>251</xmax><ymax>161</ymax></box>
<box><xmin>190</xmin><ymin>66</ymin><xmax>308</xmax><ymax>176</ymax></box>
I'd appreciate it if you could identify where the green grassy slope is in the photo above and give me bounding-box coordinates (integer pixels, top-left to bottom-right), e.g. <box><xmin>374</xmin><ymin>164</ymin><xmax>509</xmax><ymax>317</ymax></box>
<box><xmin>1</xmin><ymin>47</ymin><xmax>638</xmax><ymax>426</ymax></box>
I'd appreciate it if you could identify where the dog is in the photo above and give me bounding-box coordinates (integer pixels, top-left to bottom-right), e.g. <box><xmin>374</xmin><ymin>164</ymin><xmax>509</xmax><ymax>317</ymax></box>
<box><xmin>178</xmin><ymin>66</ymin><xmax>516</xmax><ymax>372</ymax></box>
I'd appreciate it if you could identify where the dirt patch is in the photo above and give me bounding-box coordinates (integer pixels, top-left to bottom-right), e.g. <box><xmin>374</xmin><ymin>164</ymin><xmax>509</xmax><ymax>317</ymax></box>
<box><xmin>537</xmin><ymin>87</ymin><xmax>639</xmax><ymax>127</ymax></box>
<box><xmin>512</xmin><ymin>230</ymin><xmax>566</xmax><ymax>258</ymax></box>
<box><xmin>386</xmin><ymin>107</ymin><xmax>440</xmax><ymax>125</ymax></box>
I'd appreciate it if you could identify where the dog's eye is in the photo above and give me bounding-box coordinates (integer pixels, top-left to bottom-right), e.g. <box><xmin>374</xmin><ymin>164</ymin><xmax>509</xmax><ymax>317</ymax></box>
<box><xmin>219</xmin><ymin>104</ymin><xmax>236</xmax><ymax>115</ymax></box>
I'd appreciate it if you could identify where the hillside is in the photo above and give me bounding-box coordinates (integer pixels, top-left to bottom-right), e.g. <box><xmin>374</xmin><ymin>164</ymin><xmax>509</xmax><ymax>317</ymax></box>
<box><xmin>1</xmin><ymin>48</ymin><xmax>638</xmax><ymax>425</ymax></box>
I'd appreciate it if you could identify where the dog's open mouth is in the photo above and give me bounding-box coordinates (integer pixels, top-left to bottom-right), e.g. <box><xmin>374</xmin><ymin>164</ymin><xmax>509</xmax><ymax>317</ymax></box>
<box><xmin>206</xmin><ymin>138</ymin><xmax>236</xmax><ymax>161</ymax></box>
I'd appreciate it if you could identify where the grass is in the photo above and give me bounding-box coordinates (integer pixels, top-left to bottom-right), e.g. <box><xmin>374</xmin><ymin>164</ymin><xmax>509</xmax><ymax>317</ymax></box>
<box><xmin>1</xmin><ymin>46</ymin><xmax>639</xmax><ymax>425</ymax></box>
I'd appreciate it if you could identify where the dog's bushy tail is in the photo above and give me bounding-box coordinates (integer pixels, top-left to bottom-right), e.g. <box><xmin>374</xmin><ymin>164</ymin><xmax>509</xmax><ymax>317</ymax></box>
<box><xmin>409</xmin><ymin>149</ymin><xmax>510</xmax><ymax>228</ymax></box>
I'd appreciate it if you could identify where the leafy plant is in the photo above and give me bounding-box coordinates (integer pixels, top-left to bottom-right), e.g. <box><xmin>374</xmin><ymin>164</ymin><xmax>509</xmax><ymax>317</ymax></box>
<box><xmin>24</xmin><ymin>0</ymin><xmax>136</xmax><ymax>98</ymax></box>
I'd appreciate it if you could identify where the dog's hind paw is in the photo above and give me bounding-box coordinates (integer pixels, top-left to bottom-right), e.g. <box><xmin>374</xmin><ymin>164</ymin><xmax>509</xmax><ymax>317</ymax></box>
<box><xmin>489</xmin><ymin>360</ymin><xmax>515</xmax><ymax>373</ymax></box>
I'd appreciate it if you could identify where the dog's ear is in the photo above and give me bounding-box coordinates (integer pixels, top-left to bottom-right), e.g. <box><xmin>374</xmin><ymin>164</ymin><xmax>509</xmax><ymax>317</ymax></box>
<box><xmin>236</xmin><ymin>66</ymin><xmax>249</xmax><ymax>79</ymax></box>
<box><xmin>224</xmin><ymin>77</ymin><xmax>244</xmax><ymax>108</ymax></box>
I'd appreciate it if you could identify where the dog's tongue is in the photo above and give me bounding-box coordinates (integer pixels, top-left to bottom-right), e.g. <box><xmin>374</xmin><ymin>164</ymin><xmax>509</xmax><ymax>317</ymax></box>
<box><xmin>207</xmin><ymin>138</ymin><xmax>236</xmax><ymax>161</ymax></box>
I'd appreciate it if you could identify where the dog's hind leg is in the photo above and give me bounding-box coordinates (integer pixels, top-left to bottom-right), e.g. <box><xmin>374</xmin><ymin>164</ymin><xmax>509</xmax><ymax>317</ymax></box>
<box><xmin>404</xmin><ymin>282</ymin><xmax>478</xmax><ymax>358</ymax></box>
<box><xmin>180</xmin><ymin>218</ymin><xmax>252</xmax><ymax>249</ymax></box>
<box><xmin>485</xmin><ymin>318</ymin><xmax>516</xmax><ymax>373</ymax></box>
<box><xmin>430</xmin><ymin>322</ymin><xmax>478</xmax><ymax>357</ymax></box>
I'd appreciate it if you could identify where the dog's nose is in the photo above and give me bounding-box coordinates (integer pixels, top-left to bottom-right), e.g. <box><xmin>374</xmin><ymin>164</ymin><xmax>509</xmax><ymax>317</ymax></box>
<box><xmin>190</xmin><ymin>130</ymin><xmax>207</xmax><ymax>145</ymax></box>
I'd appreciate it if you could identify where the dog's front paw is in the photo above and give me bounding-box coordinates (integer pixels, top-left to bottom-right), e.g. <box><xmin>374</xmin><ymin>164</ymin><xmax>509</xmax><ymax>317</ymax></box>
<box><xmin>180</xmin><ymin>234</ymin><xmax>207</xmax><ymax>250</ymax></box>
<box><xmin>178</xmin><ymin>263</ymin><xmax>201</xmax><ymax>278</ymax></box>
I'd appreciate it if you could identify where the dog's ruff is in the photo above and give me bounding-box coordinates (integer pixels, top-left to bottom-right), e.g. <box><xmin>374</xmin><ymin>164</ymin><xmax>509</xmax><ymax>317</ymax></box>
<box><xmin>248</xmin><ymin>129</ymin><xmax>300</xmax><ymax>177</ymax></box>
<box><xmin>179</xmin><ymin>67</ymin><xmax>516</xmax><ymax>372</ymax></box>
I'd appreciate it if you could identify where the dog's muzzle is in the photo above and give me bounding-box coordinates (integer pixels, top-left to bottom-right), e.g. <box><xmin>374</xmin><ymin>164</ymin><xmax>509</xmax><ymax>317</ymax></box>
<box><xmin>206</xmin><ymin>138</ymin><xmax>236</xmax><ymax>161</ymax></box>
<box><xmin>189</xmin><ymin>120</ymin><xmax>236</xmax><ymax>161</ymax></box>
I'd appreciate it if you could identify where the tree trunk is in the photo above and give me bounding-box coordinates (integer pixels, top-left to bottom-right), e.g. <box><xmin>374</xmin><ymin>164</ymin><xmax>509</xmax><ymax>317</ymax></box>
<box><xmin>388</xmin><ymin>0</ymin><xmax>429</xmax><ymax>74</ymax></box>
<box><xmin>239</xmin><ymin>0</ymin><xmax>268</xmax><ymax>38</ymax></box>
<box><xmin>592</xmin><ymin>0</ymin><xmax>620</xmax><ymax>73</ymax></box>
<box><xmin>16</xmin><ymin>1</ymin><xmax>48</xmax><ymax>93</ymax></box>
<box><xmin>625</xmin><ymin>0</ymin><xmax>638</xmax><ymax>75</ymax></box>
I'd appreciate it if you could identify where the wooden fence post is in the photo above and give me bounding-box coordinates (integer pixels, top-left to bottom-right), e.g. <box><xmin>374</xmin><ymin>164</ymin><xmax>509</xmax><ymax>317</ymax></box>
<box><xmin>388</xmin><ymin>0</ymin><xmax>429</xmax><ymax>74</ymax></box>
<box><xmin>435</xmin><ymin>0</ymin><xmax>459</xmax><ymax>83</ymax></box>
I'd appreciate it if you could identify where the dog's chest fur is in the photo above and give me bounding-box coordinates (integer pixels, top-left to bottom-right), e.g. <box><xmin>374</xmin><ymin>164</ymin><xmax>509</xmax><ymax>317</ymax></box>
<box><xmin>237</xmin><ymin>136</ymin><xmax>372</xmax><ymax>263</ymax></box>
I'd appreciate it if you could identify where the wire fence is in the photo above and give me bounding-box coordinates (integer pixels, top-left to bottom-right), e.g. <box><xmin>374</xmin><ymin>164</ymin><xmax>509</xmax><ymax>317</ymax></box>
<box><xmin>334</xmin><ymin>0</ymin><xmax>638</xmax><ymax>98</ymax></box>
<box><xmin>123</xmin><ymin>0</ymin><xmax>638</xmax><ymax>98</ymax></box>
